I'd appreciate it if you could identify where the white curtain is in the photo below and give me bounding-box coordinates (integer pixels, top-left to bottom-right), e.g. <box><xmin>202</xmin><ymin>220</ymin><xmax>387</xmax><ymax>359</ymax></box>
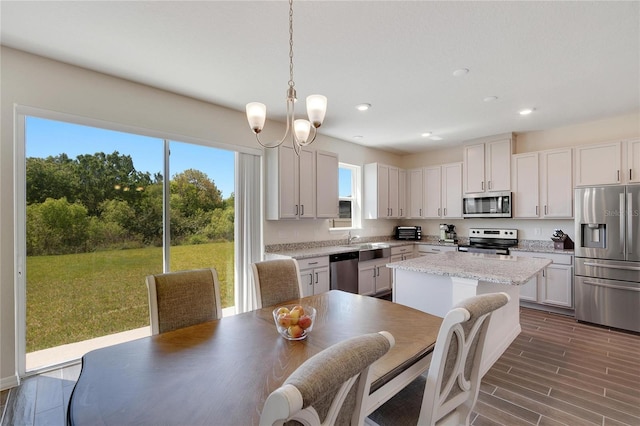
<box><xmin>234</xmin><ymin>152</ymin><xmax>262</xmax><ymax>313</ymax></box>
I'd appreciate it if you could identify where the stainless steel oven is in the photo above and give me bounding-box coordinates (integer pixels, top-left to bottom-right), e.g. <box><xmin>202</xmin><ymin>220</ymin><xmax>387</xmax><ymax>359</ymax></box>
<box><xmin>457</xmin><ymin>228</ymin><xmax>518</xmax><ymax>255</ymax></box>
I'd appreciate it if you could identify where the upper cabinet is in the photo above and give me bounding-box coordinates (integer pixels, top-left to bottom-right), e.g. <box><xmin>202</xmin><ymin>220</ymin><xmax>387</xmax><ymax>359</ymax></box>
<box><xmin>575</xmin><ymin>139</ymin><xmax>640</xmax><ymax>186</ymax></box>
<box><xmin>398</xmin><ymin>169</ymin><xmax>407</xmax><ymax>218</ymax></box>
<box><xmin>315</xmin><ymin>150</ymin><xmax>339</xmax><ymax>218</ymax></box>
<box><xmin>364</xmin><ymin>163</ymin><xmax>403</xmax><ymax>219</ymax></box>
<box><xmin>574</xmin><ymin>141</ymin><xmax>622</xmax><ymax>186</ymax></box>
<box><xmin>265</xmin><ymin>145</ymin><xmax>338</xmax><ymax>220</ymax></box>
<box><xmin>463</xmin><ymin>137</ymin><xmax>513</xmax><ymax>194</ymax></box>
<box><xmin>407</xmin><ymin>168</ymin><xmax>424</xmax><ymax>218</ymax></box>
<box><xmin>512</xmin><ymin>148</ymin><xmax>573</xmax><ymax>219</ymax></box>
<box><xmin>405</xmin><ymin>163</ymin><xmax>462</xmax><ymax>219</ymax></box>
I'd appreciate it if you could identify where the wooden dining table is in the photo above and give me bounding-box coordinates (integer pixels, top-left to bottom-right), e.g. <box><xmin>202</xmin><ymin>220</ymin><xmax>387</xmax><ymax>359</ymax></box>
<box><xmin>68</xmin><ymin>290</ymin><xmax>443</xmax><ymax>425</ymax></box>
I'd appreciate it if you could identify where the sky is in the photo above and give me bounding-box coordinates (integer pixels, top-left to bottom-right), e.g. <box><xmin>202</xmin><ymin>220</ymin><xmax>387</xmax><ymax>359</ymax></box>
<box><xmin>25</xmin><ymin>116</ymin><xmax>236</xmax><ymax>198</ymax></box>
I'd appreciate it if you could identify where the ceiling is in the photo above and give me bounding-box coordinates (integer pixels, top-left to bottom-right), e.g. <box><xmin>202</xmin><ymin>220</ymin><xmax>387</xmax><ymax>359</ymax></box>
<box><xmin>1</xmin><ymin>1</ymin><xmax>639</xmax><ymax>154</ymax></box>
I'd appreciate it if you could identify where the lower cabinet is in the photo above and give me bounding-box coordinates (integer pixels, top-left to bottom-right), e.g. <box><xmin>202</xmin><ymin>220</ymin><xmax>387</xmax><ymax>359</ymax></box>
<box><xmin>358</xmin><ymin>258</ymin><xmax>391</xmax><ymax>296</ymax></box>
<box><xmin>297</xmin><ymin>256</ymin><xmax>330</xmax><ymax>297</ymax></box>
<box><xmin>515</xmin><ymin>251</ymin><xmax>573</xmax><ymax>309</ymax></box>
<box><xmin>417</xmin><ymin>244</ymin><xmax>457</xmax><ymax>256</ymax></box>
<box><xmin>390</xmin><ymin>244</ymin><xmax>416</xmax><ymax>262</ymax></box>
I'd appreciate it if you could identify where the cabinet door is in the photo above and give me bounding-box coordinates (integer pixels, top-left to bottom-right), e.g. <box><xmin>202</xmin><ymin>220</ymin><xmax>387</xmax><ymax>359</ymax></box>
<box><xmin>408</xmin><ymin>168</ymin><xmax>424</xmax><ymax>218</ymax></box>
<box><xmin>388</xmin><ymin>166</ymin><xmax>399</xmax><ymax>218</ymax></box>
<box><xmin>541</xmin><ymin>264</ymin><xmax>573</xmax><ymax>307</ymax></box>
<box><xmin>463</xmin><ymin>143</ymin><xmax>485</xmax><ymax>193</ymax></box>
<box><xmin>512</xmin><ymin>153</ymin><xmax>539</xmax><ymax>218</ymax></box>
<box><xmin>377</xmin><ymin>165</ymin><xmax>390</xmax><ymax>218</ymax></box>
<box><xmin>575</xmin><ymin>142</ymin><xmax>622</xmax><ymax>186</ymax></box>
<box><xmin>313</xmin><ymin>266</ymin><xmax>330</xmax><ymax>295</ymax></box>
<box><xmin>358</xmin><ymin>263</ymin><xmax>376</xmax><ymax>296</ymax></box>
<box><xmin>315</xmin><ymin>150</ymin><xmax>338</xmax><ymax>218</ymax></box>
<box><xmin>375</xmin><ymin>263</ymin><xmax>392</xmax><ymax>293</ymax></box>
<box><xmin>541</xmin><ymin>148</ymin><xmax>573</xmax><ymax>218</ymax></box>
<box><xmin>298</xmin><ymin>148</ymin><xmax>316</xmax><ymax>218</ymax></box>
<box><xmin>627</xmin><ymin>139</ymin><xmax>640</xmax><ymax>183</ymax></box>
<box><xmin>442</xmin><ymin>162</ymin><xmax>462</xmax><ymax>218</ymax></box>
<box><xmin>398</xmin><ymin>169</ymin><xmax>407</xmax><ymax>218</ymax></box>
<box><xmin>299</xmin><ymin>268</ymin><xmax>315</xmax><ymax>298</ymax></box>
<box><xmin>423</xmin><ymin>166</ymin><xmax>442</xmax><ymax>218</ymax></box>
<box><xmin>486</xmin><ymin>139</ymin><xmax>512</xmax><ymax>191</ymax></box>
<box><xmin>519</xmin><ymin>274</ymin><xmax>539</xmax><ymax>302</ymax></box>
<box><xmin>278</xmin><ymin>145</ymin><xmax>299</xmax><ymax>219</ymax></box>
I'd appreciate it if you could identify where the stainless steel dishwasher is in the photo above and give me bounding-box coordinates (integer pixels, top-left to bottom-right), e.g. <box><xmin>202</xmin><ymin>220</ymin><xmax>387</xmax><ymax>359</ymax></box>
<box><xmin>329</xmin><ymin>251</ymin><xmax>359</xmax><ymax>294</ymax></box>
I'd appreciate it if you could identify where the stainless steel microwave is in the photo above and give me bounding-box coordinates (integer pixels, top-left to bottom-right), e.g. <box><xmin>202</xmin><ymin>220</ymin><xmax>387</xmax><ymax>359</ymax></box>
<box><xmin>462</xmin><ymin>191</ymin><xmax>512</xmax><ymax>218</ymax></box>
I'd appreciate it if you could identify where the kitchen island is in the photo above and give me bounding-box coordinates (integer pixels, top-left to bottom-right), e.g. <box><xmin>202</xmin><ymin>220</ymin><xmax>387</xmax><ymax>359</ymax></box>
<box><xmin>387</xmin><ymin>251</ymin><xmax>551</xmax><ymax>376</ymax></box>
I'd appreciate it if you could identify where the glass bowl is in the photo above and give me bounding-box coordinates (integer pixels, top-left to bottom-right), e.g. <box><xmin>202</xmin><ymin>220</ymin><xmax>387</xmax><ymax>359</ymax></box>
<box><xmin>272</xmin><ymin>305</ymin><xmax>316</xmax><ymax>340</ymax></box>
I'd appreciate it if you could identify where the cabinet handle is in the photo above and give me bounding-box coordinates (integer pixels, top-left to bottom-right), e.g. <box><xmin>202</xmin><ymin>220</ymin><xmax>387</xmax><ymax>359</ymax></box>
<box><xmin>390</xmin><ymin>208</ymin><xmax>393</xmax><ymax>216</ymax></box>
<box><xmin>536</xmin><ymin>205</ymin><xmax>538</xmax><ymax>215</ymax></box>
<box><xmin>617</xmin><ymin>170</ymin><xmax>620</xmax><ymax>182</ymax></box>
<box><xmin>308</xmin><ymin>274</ymin><xmax>313</xmax><ymax>286</ymax></box>
<box><xmin>308</xmin><ymin>261</ymin><xmax>318</xmax><ymax>265</ymax></box>
<box><xmin>544</xmin><ymin>205</ymin><xmax>548</xmax><ymax>215</ymax></box>
<box><xmin>419</xmin><ymin>208</ymin><xmax>422</xmax><ymax>216</ymax></box>
<box><xmin>488</xmin><ymin>181</ymin><xmax>492</xmax><ymax>190</ymax></box>
<box><xmin>301</xmin><ymin>204</ymin><xmax>304</xmax><ymax>216</ymax></box>
<box><xmin>296</xmin><ymin>205</ymin><xmax>299</xmax><ymax>216</ymax></box>
<box><xmin>444</xmin><ymin>208</ymin><xmax>447</xmax><ymax>216</ymax></box>
<box><xmin>315</xmin><ymin>272</ymin><xmax>318</xmax><ymax>284</ymax></box>
<box><xmin>631</xmin><ymin>169</ymin><xmax>633</xmax><ymax>181</ymax></box>
<box><xmin>481</xmin><ymin>181</ymin><xmax>484</xmax><ymax>191</ymax></box>
<box><xmin>438</xmin><ymin>208</ymin><xmax>441</xmax><ymax>216</ymax></box>
<box><xmin>400</xmin><ymin>208</ymin><xmax>403</xmax><ymax>216</ymax></box>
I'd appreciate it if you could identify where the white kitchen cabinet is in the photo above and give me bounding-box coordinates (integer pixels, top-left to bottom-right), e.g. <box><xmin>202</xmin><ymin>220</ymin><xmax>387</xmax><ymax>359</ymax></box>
<box><xmin>512</xmin><ymin>152</ymin><xmax>539</xmax><ymax>218</ymax></box>
<box><xmin>390</xmin><ymin>244</ymin><xmax>416</xmax><ymax>262</ymax></box>
<box><xmin>297</xmin><ymin>256</ymin><xmax>330</xmax><ymax>297</ymax></box>
<box><xmin>423</xmin><ymin>166</ymin><xmax>441</xmax><ymax>218</ymax></box>
<box><xmin>398</xmin><ymin>169</ymin><xmax>407</xmax><ymax>218</ymax></box>
<box><xmin>315</xmin><ymin>150</ymin><xmax>339</xmax><ymax>218</ymax></box>
<box><xmin>514</xmin><ymin>251</ymin><xmax>573</xmax><ymax>309</ymax></box>
<box><xmin>266</xmin><ymin>145</ymin><xmax>339</xmax><ymax>220</ymax></box>
<box><xmin>417</xmin><ymin>244</ymin><xmax>457</xmax><ymax>256</ymax></box>
<box><xmin>407</xmin><ymin>168</ymin><xmax>424</xmax><ymax>218</ymax></box>
<box><xmin>364</xmin><ymin>163</ymin><xmax>401</xmax><ymax>219</ymax></box>
<box><xmin>358</xmin><ymin>257</ymin><xmax>391</xmax><ymax>296</ymax></box>
<box><xmin>463</xmin><ymin>137</ymin><xmax>513</xmax><ymax>194</ymax></box>
<box><xmin>627</xmin><ymin>138</ymin><xmax>640</xmax><ymax>183</ymax></box>
<box><xmin>512</xmin><ymin>148</ymin><xmax>572</xmax><ymax>219</ymax></box>
<box><xmin>575</xmin><ymin>141</ymin><xmax>622</xmax><ymax>186</ymax></box>
<box><xmin>441</xmin><ymin>162</ymin><xmax>463</xmax><ymax>218</ymax></box>
<box><xmin>540</xmin><ymin>148</ymin><xmax>573</xmax><ymax>218</ymax></box>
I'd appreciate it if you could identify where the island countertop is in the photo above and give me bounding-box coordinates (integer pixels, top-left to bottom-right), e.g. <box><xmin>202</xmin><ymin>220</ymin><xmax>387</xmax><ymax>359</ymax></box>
<box><xmin>387</xmin><ymin>251</ymin><xmax>551</xmax><ymax>285</ymax></box>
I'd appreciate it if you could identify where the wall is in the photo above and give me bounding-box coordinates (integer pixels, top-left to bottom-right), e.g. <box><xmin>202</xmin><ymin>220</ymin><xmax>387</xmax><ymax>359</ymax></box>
<box><xmin>0</xmin><ymin>47</ymin><xmax>399</xmax><ymax>388</ymax></box>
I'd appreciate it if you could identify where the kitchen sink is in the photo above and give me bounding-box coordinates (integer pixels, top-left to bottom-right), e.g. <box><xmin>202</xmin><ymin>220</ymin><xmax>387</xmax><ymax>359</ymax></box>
<box><xmin>340</xmin><ymin>243</ymin><xmax>391</xmax><ymax>261</ymax></box>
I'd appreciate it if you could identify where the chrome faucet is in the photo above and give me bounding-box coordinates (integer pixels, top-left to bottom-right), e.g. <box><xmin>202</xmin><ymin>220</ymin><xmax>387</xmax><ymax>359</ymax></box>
<box><xmin>347</xmin><ymin>231</ymin><xmax>360</xmax><ymax>245</ymax></box>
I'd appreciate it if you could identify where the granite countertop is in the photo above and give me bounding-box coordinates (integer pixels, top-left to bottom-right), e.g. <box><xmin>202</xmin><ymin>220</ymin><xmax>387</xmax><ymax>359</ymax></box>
<box><xmin>387</xmin><ymin>251</ymin><xmax>552</xmax><ymax>285</ymax></box>
<box><xmin>265</xmin><ymin>236</ymin><xmax>574</xmax><ymax>260</ymax></box>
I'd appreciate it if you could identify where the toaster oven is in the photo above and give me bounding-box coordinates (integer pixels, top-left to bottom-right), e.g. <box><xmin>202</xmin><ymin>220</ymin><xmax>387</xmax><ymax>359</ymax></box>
<box><xmin>395</xmin><ymin>226</ymin><xmax>422</xmax><ymax>240</ymax></box>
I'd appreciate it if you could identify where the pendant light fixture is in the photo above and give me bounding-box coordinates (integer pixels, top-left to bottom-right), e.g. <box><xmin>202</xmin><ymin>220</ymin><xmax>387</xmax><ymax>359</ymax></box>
<box><xmin>245</xmin><ymin>0</ymin><xmax>327</xmax><ymax>154</ymax></box>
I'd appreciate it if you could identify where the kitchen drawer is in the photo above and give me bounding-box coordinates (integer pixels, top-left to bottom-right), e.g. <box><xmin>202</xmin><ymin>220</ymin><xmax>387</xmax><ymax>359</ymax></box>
<box><xmin>417</xmin><ymin>244</ymin><xmax>457</xmax><ymax>255</ymax></box>
<box><xmin>513</xmin><ymin>251</ymin><xmax>573</xmax><ymax>265</ymax></box>
<box><xmin>391</xmin><ymin>245</ymin><xmax>414</xmax><ymax>255</ymax></box>
<box><xmin>297</xmin><ymin>256</ymin><xmax>329</xmax><ymax>270</ymax></box>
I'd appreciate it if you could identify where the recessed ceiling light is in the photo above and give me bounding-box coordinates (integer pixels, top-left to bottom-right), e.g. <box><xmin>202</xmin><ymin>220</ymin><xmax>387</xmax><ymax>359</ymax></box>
<box><xmin>355</xmin><ymin>103</ymin><xmax>371</xmax><ymax>111</ymax></box>
<box><xmin>519</xmin><ymin>108</ymin><xmax>535</xmax><ymax>115</ymax></box>
<box><xmin>430</xmin><ymin>135</ymin><xmax>443</xmax><ymax>141</ymax></box>
<box><xmin>353</xmin><ymin>135</ymin><xmax>363</xmax><ymax>140</ymax></box>
<box><xmin>421</xmin><ymin>132</ymin><xmax>432</xmax><ymax>137</ymax></box>
<box><xmin>483</xmin><ymin>96</ymin><xmax>498</xmax><ymax>102</ymax></box>
<box><xmin>452</xmin><ymin>68</ymin><xmax>469</xmax><ymax>77</ymax></box>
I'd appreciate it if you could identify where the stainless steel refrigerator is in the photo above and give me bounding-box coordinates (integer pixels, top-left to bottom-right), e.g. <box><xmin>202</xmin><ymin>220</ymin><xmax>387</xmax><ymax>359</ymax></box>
<box><xmin>574</xmin><ymin>185</ymin><xmax>640</xmax><ymax>333</ymax></box>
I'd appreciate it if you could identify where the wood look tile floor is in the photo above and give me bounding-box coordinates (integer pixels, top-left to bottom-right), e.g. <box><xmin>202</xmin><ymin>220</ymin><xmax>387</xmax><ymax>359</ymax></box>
<box><xmin>2</xmin><ymin>308</ymin><xmax>639</xmax><ymax>426</ymax></box>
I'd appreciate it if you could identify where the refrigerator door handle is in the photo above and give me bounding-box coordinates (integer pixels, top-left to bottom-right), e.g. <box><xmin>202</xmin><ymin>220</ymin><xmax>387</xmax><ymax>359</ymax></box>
<box><xmin>628</xmin><ymin>192</ymin><xmax>633</xmax><ymax>255</ymax></box>
<box><xmin>620</xmin><ymin>193</ymin><xmax>625</xmax><ymax>255</ymax></box>
<box><xmin>583</xmin><ymin>262</ymin><xmax>640</xmax><ymax>271</ymax></box>
<box><xmin>582</xmin><ymin>280</ymin><xmax>640</xmax><ymax>292</ymax></box>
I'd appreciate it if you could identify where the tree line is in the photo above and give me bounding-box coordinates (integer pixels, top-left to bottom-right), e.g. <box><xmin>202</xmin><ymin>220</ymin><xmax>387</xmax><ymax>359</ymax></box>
<box><xmin>26</xmin><ymin>151</ymin><xmax>234</xmax><ymax>256</ymax></box>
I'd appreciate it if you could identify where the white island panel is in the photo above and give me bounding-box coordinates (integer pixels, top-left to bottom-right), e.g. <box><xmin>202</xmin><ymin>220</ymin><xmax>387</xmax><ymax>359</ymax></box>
<box><xmin>389</xmin><ymin>252</ymin><xmax>550</xmax><ymax>376</ymax></box>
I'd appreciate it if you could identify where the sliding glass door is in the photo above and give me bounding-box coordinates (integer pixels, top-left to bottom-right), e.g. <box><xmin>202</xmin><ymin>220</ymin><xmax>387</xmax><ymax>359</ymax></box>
<box><xmin>20</xmin><ymin>115</ymin><xmax>238</xmax><ymax>372</ymax></box>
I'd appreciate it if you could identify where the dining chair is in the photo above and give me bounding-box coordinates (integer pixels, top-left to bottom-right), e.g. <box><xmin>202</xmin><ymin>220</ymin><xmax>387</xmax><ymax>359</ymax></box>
<box><xmin>251</xmin><ymin>258</ymin><xmax>303</xmax><ymax>308</ymax></box>
<box><xmin>367</xmin><ymin>292</ymin><xmax>510</xmax><ymax>426</ymax></box>
<box><xmin>145</xmin><ymin>268</ymin><xmax>222</xmax><ymax>335</ymax></box>
<box><xmin>260</xmin><ymin>331</ymin><xmax>395</xmax><ymax>426</ymax></box>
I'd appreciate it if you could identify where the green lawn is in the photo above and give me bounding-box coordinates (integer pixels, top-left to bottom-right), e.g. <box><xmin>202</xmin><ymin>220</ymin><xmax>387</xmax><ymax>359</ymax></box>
<box><xmin>26</xmin><ymin>242</ymin><xmax>234</xmax><ymax>352</ymax></box>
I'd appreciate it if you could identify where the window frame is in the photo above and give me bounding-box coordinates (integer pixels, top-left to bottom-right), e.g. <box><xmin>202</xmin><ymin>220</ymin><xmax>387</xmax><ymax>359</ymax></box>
<box><xmin>330</xmin><ymin>162</ymin><xmax>362</xmax><ymax>231</ymax></box>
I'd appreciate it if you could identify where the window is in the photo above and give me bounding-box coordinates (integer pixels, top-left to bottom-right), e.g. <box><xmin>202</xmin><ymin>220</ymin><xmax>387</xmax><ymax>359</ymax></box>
<box><xmin>331</xmin><ymin>163</ymin><xmax>361</xmax><ymax>229</ymax></box>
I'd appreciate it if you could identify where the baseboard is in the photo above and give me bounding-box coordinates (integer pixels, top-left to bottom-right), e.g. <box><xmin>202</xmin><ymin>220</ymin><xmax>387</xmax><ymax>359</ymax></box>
<box><xmin>0</xmin><ymin>374</ymin><xmax>19</xmax><ymax>391</ymax></box>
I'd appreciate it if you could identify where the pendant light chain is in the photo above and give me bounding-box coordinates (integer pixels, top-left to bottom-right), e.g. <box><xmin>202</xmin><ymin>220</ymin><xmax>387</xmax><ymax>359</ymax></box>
<box><xmin>288</xmin><ymin>0</ymin><xmax>295</xmax><ymax>89</ymax></box>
